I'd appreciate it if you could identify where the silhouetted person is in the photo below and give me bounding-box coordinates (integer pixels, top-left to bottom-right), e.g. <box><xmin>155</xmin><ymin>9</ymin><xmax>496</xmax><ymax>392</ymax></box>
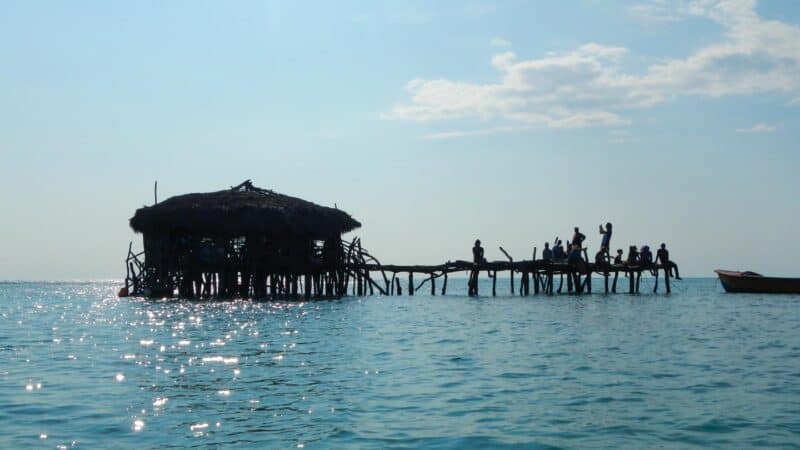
<box><xmin>626</xmin><ymin>245</ymin><xmax>639</xmax><ymax>266</ymax></box>
<box><xmin>599</xmin><ymin>222</ymin><xmax>612</xmax><ymax>252</ymax></box>
<box><xmin>594</xmin><ymin>249</ymin><xmax>608</xmax><ymax>266</ymax></box>
<box><xmin>613</xmin><ymin>249</ymin><xmax>624</xmax><ymax>264</ymax></box>
<box><xmin>640</xmin><ymin>245</ymin><xmax>653</xmax><ymax>267</ymax></box>
<box><xmin>473</xmin><ymin>239</ymin><xmax>487</xmax><ymax>264</ymax></box>
<box><xmin>571</xmin><ymin>227</ymin><xmax>586</xmax><ymax>248</ymax></box>
<box><xmin>553</xmin><ymin>240</ymin><xmax>566</xmax><ymax>261</ymax></box>
<box><xmin>542</xmin><ymin>242</ymin><xmax>553</xmax><ymax>261</ymax></box>
<box><xmin>567</xmin><ymin>243</ymin><xmax>583</xmax><ymax>265</ymax></box>
<box><xmin>656</xmin><ymin>243</ymin><xmax>682</xmax><ymax>279</ymax></box>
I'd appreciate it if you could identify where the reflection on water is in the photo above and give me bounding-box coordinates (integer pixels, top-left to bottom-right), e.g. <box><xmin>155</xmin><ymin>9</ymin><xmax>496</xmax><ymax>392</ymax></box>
<box><xmin>0</xmin><ymin>280</ymin><xmax>798</xmax><ymax>448</ymax></box>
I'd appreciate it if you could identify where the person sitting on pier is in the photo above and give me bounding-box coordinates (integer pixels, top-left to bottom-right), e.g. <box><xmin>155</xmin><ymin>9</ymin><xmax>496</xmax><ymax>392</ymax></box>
<box><xmin>613</xmin><ymin>249</ymin><xmax>624</xmax><ymax>265</ymax></box>
<box><xmin>599</xmin><ymin>222</ymin><xmax>612</xmax><ymax>253</ymax></box>
<box><xmin>571</xmin><ymin>227</ymin><xmax>586</xmax><ymax>248</ymax></box>
<box><xmin>626</xmin><ymin>245</ymin><xmax>639</xmax><ymax>266</ymax></box>
<box><xmin>542</xmin><ymin>242</ymin><xmax>553</xmax><ymax>261</ymax></box>
<box><xmin>552</xmin><ymin>240</ymin><xmax>566</xmax><ymax>261</ymax></box>
<box><xmin>472</xmin><ymin>239</ymin><xmax>487</xmax><ymax>264</ymax></box>
<box><xmin>640</xmin><ymin>245</ymin><xmax>653</xmax><ymax>267</ymax></box>
<box><xmin>594</xmin><ymin>249</ymin><xmax>609</xmax><ymax>267</ymax></box>
<box><xmin>656</xmin><ymin>243</ymin><xmax>682</xmax><ymax>280</ymax></box>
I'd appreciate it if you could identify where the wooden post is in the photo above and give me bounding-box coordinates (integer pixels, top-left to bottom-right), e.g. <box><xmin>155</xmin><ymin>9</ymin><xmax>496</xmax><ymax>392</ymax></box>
<box><xmin>604</xmin><ymin>272</ymin><xmax>609</xmax><ymax>294</ymax></box>
<box><xmin>612</xmin><ymin>271</ymin><xmax>619</xmax><ymax>293</ymax></box>
<box><xmin>665</xmin><ymin>267</ymin><xmax>671</xmax><ymax>293</ymax></box>
<box><xmin>468</xmin><ymin>270</ymin><xmax>479</xmax><ymax>296</ymax></box>
<box><xmin>431</xmin><ymin>274</ymin><xmax>436</xmax><ymax>296</ymax></box>
<box><xmin>636</xmin><ymin>271</ymin><xmax>641</xmax><ymax>293</ymax></box>
<box><xmin>567</xmin><ymin>271</ymin><xmax>573</xmax><ymax>293</ymax></box>
<box><xmin>522</xmin><ymin>271</ymin><xmax>529</xmax><ymax>296</ymax></box>
<box><xmin>304</xmin><ymin>274</ymin><xmax>311</xmax><ymax>299</ymax></box>
<box><xmin>628</xmin><ymin>271</ymin><xmax>635</xmax><ymax>294</ymax></box>
<box><xmin>653</xmin><ymin>268</ymin><xmax>659</xmax><ymax>293</ymax></box>
<box><xmin>492</xmin><ymin>270</ymin><xmax>497</xmax><ymax>296</ymax></box>
<box><xmin>441</xmin><ymin>273</ymin><xmax>448</xmax><ymax>295</ymax></box>
<box><xmin>395</xmin><ymin>277</ymin><xmax>402</xmax><ymax>295</ymax></box>
<box><xmin>586</xmin><ymin>271</ymin><xmax>592</xmax><ymax>294</ymax></box>
<box><xmin>408</xmin><ymin>272</ymin><xmax>414</xmax><ymax>296</ymax></box>
<box><xmin>533</xmin><ymin>271</ymin><xmax>540</xmax><ymax>295</ymax></box>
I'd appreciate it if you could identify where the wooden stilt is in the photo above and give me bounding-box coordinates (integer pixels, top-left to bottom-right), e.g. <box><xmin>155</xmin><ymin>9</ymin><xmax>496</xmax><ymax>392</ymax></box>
<box><xmin>510</xmin><ymin>270</ymin><xmax>515</xmax><ymax>295</ymax></box>
<box><xmin>636</xmin><ymin>271</ymin><xmax>641</xmax><ymax>293</ymax></box>
<box><xmin>441</xmin><ymin>273</ymin><xmax>448</xmax><ymax>295</ymax></box>
<box><xmin>629</xmin><ymin>271</ymin><xmax>635</xmax><ymax>294</ymax></box>
<box><xmin>653</xmin><ymin>269</ymin><xmax>659</xmax><ymax>293</ymax></box>
<box><xmin>586</xmin><ymin>271</ymin><xmax>592</xmax><ymax>294</ymax></box>
<box><xmin>408</xmin><ymin>272</ymin><xmax>414</xmax><ymax>296</ymax></box>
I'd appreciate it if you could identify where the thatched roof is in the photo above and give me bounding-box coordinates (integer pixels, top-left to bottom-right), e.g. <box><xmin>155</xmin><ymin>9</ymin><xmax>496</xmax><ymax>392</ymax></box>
<box><xmin>130</xmin><ymin>180</ymin><xmax>360</xmax><ymax>237</ymax></box>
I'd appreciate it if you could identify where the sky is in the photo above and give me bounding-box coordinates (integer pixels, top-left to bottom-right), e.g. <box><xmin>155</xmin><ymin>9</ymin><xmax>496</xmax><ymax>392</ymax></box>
<box><xmin>1</xmin><ymin>0</ymin><xmax>799</xmax><ymax>280</ymax></box>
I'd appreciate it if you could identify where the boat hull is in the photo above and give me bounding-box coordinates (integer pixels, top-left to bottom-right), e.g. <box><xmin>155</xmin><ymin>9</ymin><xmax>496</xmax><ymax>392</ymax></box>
<box><xmin>715</xmin><ymin>270</ymin><xmax>800</xmax><ymax>294</ymax></box>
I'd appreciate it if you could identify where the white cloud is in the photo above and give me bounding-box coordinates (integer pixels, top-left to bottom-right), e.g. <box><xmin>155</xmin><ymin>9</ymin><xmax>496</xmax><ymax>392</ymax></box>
<box><xmin>736</xmin><ymin>122</ymin><xmax>777</xmax><ymax>132</ymax></box>
<box><xmin>490</xmin><ymin>37</ymin><xmax>511</xmax><ymax>47</ymax></box>
<box><xmin>628</xmin><ymin>0</ymin><xmax>687</xmax><ymax>22</ymax></box>
<box><xmin>385</xmin><ymin>0</ymin><xmax>800</xmax><ymax>133</ymax></box>
<box><xmin>423</xmin><ymin>125</ymin><xmax>527</xmax><ymax>140</ymax></box>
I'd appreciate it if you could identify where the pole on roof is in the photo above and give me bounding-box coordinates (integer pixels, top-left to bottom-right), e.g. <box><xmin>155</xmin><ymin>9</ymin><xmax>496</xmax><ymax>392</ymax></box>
<box><xmin>154</xmin><ymin>180</ymin><xmax>158</xmax><ymax>204</ymax></box>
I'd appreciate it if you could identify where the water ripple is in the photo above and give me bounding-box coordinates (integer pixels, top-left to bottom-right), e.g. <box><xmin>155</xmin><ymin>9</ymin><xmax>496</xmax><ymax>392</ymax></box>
<box><xmin>0</xmin><ymin>280</ymin><xmax>798</xmax><ymax>448</ymax></box>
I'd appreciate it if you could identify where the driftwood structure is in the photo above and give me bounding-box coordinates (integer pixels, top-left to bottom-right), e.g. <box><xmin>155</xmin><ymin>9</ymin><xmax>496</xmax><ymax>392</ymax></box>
<box><xmin>349</xmin><ymin>252</ymin><xmax>677</xmax><ymax>298</ymax></box>
<box><xmin>125</xmin><ymin>180</ymin><xmax>361</xmax><ymax>299</ymax></box>
<box><xmin>123</xmin><ymin>181</ymin><xmax>678</xmax><ymax>299</ymax></box>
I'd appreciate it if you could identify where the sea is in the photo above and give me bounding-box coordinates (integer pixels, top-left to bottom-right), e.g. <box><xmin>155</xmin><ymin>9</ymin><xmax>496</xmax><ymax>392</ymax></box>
<box><xmin>0</xmin><ymin>278</ymin><xmax>798</xmax><ymax>449</ymax></box>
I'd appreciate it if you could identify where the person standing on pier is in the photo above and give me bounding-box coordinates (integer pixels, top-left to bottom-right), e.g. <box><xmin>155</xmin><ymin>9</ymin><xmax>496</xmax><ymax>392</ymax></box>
<box><xmin>571</xmin><ymin>227</ymin><xmax>586</xmax><ymax>248</ymax></box>
<box><xmin>656</xmin><ymin>243</ymin><xmax>682</xmax><ymax>280</ymax></box>
<box><xmin>542</xmin><ymin>242</ymin><xmax>553</xmax><ymax>261</ymax></box>
<box><xmin>599</xmin><ymin>223</ymin><xmax>613</xmax><ymax>253</ymax></box>
<box><xmin>473</xmin><ymin>239</ymin><xmax>487</xmax><ymax>264</ymax></box>
<box><xmin>568</xmin><ymin>244</ymin><xmax>584</xmax><ymax>264</ymax></box>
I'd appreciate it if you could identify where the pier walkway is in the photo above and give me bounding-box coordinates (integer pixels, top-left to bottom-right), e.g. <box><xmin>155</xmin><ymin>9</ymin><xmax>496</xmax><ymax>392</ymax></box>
<box><xmin>342</xmin><ymin>240</ymin><xmax>676</xmax><ymax>298</ymax></box>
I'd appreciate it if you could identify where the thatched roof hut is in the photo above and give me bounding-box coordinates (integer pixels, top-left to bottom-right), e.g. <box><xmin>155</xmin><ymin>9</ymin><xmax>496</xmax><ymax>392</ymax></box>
<box><xmin>129</xmin><ymin>180</ymin><xmax>360</xmax><ymax>238</ymax></box>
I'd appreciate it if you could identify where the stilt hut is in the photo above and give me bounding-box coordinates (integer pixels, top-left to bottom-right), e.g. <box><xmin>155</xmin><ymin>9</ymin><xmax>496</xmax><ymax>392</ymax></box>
<box><xmin>127</xmin><ymin>180</ymin><xmax>360</xmax><ymax>299</ymax></box>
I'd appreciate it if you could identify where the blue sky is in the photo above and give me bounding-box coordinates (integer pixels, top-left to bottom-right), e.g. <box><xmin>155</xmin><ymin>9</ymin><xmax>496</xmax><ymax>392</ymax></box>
<box><xmin>1</xmin><ymin>0</ymin><xmax>799</xmax><ymax>279</ymax></box>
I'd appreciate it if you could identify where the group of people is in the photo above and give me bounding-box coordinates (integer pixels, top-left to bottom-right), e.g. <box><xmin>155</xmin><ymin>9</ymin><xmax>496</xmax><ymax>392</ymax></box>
<box><xmin>473</xmin><ymin>222</ymin><xmax>680</xmax><ymax>279</ymax></box>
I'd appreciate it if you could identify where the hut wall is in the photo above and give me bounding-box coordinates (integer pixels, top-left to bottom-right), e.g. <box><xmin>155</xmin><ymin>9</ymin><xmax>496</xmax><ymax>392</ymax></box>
<box><xmin>139</xmin><ymin>232</ymin><xmax>349</xmax><ymax>299</ymax></box>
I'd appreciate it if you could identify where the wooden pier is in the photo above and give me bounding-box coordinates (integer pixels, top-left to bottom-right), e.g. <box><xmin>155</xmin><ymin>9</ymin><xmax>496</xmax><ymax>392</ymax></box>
<box><xmin>340</xmin><ymin>240</ymin><xmax>676</xmax><ymax>298</ymax></box>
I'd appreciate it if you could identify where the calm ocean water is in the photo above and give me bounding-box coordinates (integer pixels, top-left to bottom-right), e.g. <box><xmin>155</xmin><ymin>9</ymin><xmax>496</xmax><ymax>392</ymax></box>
<box><xmin>0</xmin><ymin>279</ymin><xmax>798</xmax><ymax>449</ymax></box>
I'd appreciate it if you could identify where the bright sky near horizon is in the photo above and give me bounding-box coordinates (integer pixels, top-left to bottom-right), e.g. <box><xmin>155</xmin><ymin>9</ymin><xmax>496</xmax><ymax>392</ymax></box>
<box><xmin>1</xmin><ymin>0</ymin><xmax>799</xmax><ymax>280</ymax></box>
